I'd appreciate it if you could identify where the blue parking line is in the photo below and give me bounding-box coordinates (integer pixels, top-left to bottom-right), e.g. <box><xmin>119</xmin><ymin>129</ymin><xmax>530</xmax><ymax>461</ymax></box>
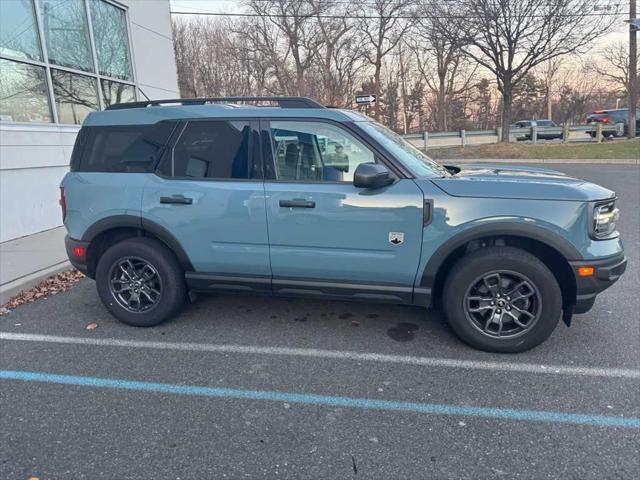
<box><xmin>2</xmin><ymin>370</ymin><xmax>639</xmax><ymax>429</ymax></box>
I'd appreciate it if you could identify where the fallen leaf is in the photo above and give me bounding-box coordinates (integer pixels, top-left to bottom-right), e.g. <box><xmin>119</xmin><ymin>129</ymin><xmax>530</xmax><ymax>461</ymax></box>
<box><xmin>86</xmin><ymin>323</ymin><xmax>98</xmax><ymax>331</ymax></box>
<box><xmin>1</xmin><ymin>270</ymin><xmax>85</xmax><ymax>311</ymax></box>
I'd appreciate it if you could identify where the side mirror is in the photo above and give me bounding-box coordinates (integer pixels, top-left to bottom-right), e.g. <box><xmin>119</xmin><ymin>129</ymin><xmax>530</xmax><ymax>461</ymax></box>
<box><xmin>353</xmin><ymin>162</ymin><xmax>394</xmax><ymax>189</ymax></box>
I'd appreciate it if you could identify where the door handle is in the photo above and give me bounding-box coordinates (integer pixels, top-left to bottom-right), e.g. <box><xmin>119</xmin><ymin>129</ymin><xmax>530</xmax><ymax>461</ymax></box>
<box><xmin>279</xmin><ymin>199</ymin><xmax>315</xmax><ymax>208</ymax></box>
<box><xmin>160</xmin><ymin>195</ymin><xmax>192</xmax><ymax>205</ymax></box>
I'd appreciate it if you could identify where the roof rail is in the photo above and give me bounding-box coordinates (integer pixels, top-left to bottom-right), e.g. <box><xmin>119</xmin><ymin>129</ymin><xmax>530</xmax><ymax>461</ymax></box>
<box><xmin>105</xmin><ymin>96</ymin><xmax>324</xmax><ymax>110</ymax></box>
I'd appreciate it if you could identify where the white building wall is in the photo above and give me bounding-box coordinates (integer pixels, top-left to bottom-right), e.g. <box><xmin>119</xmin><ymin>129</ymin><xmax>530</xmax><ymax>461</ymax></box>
<box><xmin>0</xmin><ymin>0</ymin><xmax>179</xmax><ymax>242</ymax></box>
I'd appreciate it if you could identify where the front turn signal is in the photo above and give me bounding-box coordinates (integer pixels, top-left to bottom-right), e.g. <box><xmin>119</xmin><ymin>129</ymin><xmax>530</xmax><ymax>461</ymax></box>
<box><xmin>577</xmin><ymin>266</ymin><xmax>595</xmax><ymax>277</ymax></box>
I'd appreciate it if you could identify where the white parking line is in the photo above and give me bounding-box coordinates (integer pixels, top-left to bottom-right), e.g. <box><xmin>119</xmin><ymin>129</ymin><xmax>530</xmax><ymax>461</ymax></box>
<box><xmin>1</xmin><ymin>332</ymin><xmax>639</xmax><ymax>379</ymax></box>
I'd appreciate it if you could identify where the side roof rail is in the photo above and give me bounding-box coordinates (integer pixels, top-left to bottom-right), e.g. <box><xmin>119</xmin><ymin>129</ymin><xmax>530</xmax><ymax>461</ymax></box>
<box><xmin>105</xmin><ymin>96</ymin><xmax>324</xmax><ymax>111</ymax></box>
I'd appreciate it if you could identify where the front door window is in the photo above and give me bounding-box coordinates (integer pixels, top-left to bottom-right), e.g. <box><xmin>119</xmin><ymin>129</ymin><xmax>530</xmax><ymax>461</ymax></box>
<box><xmin>268</xmin><ymin>121</ymin><xmax>375</xmax><ymax>182</ymax></box>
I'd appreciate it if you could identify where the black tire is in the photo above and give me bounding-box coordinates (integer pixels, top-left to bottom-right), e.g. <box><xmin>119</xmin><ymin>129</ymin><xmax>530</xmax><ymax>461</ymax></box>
<box><xmin>96</xmin><ymin>237</ymin><xmax>186</xmax><ymax>327</ymax></box>
<box><xmin>442</xmin><ymin>246</ymin><xmax>561</xmax><ymax>353</ymax></box>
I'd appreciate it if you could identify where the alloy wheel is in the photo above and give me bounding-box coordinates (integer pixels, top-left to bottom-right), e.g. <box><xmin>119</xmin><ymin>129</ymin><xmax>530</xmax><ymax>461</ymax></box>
<box><xmin>108</xmin><ymin>257</ymin><xmax>162</xmax><ymax>313</ymax></box>
<box><xmin>463</xmin><ymin>270</ymin><xmax>541</xmax><ymax>339</ymax></box>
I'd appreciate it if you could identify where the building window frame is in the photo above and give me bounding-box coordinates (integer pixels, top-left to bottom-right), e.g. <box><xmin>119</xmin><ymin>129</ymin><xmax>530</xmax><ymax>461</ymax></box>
<box><xmin>0</xmin><ymin>0</ymin><xmax>138</xmax><ymax>126</ymax></box>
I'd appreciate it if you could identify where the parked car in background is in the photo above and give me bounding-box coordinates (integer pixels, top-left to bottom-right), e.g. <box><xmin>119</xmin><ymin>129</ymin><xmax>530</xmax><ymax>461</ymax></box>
<box><xmin>513</xmin><ymin>120</ymin><xmax>564</xmax><ymax>141</ymax></box>
<box><xmin>585</xmin><ymin>108</ymin><xmax>640</xmax><ymax>138</ymax></box>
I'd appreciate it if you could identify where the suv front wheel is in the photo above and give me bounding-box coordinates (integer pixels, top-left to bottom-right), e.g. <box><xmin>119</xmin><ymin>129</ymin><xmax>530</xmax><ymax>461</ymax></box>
<box><xmin>96</xmin><ymin>237</ymin><xmax>186</xmax><ymax>327</ymax></box>
<box><xmin>443</xmin><ymin>246</ymin><xmax>562</xmax><ymax>353</ymax></box>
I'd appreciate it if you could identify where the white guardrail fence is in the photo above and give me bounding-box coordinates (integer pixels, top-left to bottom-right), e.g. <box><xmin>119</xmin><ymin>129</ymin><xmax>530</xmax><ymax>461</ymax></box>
<box><xmin>402</xmin><ymin>123</ymin><xmax>625</xmax><ymax>151</ymax></box>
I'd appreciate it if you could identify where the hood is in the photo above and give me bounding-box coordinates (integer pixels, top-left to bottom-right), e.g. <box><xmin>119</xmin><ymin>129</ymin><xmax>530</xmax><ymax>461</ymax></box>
<box><xmin>431</xmin><ymin>163</ymin><xmax>615</xmax><ymax>202</ymax></box>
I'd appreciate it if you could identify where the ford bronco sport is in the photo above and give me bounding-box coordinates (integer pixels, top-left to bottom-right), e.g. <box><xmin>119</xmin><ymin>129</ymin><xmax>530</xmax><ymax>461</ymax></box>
<box><xmin>61</xmin><ymin>96</ymin><xmax>627</xmax><ymax>352</ymax></box>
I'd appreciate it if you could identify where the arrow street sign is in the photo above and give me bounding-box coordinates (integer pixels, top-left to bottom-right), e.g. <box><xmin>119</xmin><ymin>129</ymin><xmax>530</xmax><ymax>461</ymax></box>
<box><xmin>628</xmin><ymin>18</ymin><xmax>640</xmax><ymax>30</ymax></box>
<box><xmin>355</xmin><ymin>94</ymin><xmax>376</xmax><ymax>105</ymax></box>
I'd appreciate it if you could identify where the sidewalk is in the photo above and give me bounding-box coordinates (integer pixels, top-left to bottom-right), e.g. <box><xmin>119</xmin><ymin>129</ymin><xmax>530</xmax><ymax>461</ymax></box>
<box><xmin>0</xmin><ymin>227</ymin><xmax>69</xmax><ymax>304</ymax></box>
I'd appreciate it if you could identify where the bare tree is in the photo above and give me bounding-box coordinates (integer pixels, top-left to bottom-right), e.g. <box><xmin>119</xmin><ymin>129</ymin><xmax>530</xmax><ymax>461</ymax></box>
<box><xmin>173</xmin><ymin>17</ymin><xmax>255</xmax><ymax>97</ymax></box>
<box><xmin>356</xmin><ymin>0</ymin><xmax>413</xmax><ymax>120</ymax></box>
<box><xmin>587</xmin><ymin>42</ymin><xmax>640</xmax><ymax>101</ymax></box>
<box><xmin>552</xmin><ymin>62</ymin><xmax>614</xmax><ymax>124</ymax></box>
<box><xmin>246</xmin><ymin>0</ymin><xmax>323</xmax><ymax>97</ymax></box>
<box><xmin>412</xmin><ymin>0</ymin><xmax>478</xmax><ymax>131</ymax></box>
<box><xmin>308</xmin><ymin>1</ymin><xmax>356</xmax><ymax>105</ymax></box>
<box><xmin>541</xmin><ymin>57</ymin><xmax>564</xmax><ymax>119</ymax></box>
<box><xmin>242</xmin><ymin>13</ymin><xmax>296</xmax><ymax>95</ymax></box>
<box><xmin>397</xmin><ymin>41</ymin><xmax>411</xmax><ymax>132</ymax></box>
<box><xmin>171</xmin><ymin>0</ymin><xmax>625</xmax><ymax>134</ymax></box>
<box><xmin>172</xmin><ymin>18</ymin><xmax>197</xmax><ymax>96</ymax></box>
<box><xmin>435</xmin><ymin>0</ymin><xmax>622</xmax><ymax>141</ymax></box>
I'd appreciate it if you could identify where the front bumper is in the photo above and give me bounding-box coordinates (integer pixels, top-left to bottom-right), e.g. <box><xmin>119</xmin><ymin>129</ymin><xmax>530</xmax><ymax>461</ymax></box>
<box><xmin>569</xmin><ymin>253</ymin><xmax>627</xmax><ymax>314</ymax></box>
<box><xmin>65</xmin><ymin>235</ymin><xmax>90</xmax><ymax>276</ymax></box>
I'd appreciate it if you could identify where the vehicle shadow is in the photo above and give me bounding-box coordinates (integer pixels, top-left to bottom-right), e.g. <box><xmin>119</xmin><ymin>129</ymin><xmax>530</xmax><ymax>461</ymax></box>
<box><xmin>169</xmin><ymin>290</ymin><xmax>458</xmax><ymax>350</ymax></box>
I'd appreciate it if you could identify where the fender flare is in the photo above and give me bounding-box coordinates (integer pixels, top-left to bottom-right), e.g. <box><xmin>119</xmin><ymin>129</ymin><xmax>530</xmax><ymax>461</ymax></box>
<box><xmin>419</xmin><ymin>222</ymin><xmax>582</xmax><ymax>289</ymax></box>
<box><xmin>81</xmin><ymin>215</ymin><xmax>194</xmax><ymax>272</ymax></box>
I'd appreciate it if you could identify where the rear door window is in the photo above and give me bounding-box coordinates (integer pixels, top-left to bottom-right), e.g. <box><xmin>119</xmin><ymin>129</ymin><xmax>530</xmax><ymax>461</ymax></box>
<box><xmin>158</xmin><ymin>120</ymin><xmax>256</xmax><ymax>179</ymax></box>
<box><xmin>76</xmin><ymin>121</ymin><xmax>176</xmax><ymax>172</ymax></box>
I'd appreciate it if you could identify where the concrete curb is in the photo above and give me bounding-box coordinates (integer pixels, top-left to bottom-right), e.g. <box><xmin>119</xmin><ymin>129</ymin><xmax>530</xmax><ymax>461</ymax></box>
<box><xmin>440</xmin><ymin>158</ymin><xmax>639</xmax><ymax>165</ymax></box>
<box><xmin>0</xmin><ymin>260</ymin><xmax>71</xmax><ymax>304</ymax></box>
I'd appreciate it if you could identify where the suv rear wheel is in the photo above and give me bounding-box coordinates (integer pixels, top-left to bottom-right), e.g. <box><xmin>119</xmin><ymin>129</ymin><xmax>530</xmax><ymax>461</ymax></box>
<box><xmin>96</xmin><ymin>237</ymin><xmax>186</xmax><ymax>327</ymax></box>
<box><xmin>443</xmin><ymin>246</ymin><xmax>561</xmax><ymax>353</ymax></box>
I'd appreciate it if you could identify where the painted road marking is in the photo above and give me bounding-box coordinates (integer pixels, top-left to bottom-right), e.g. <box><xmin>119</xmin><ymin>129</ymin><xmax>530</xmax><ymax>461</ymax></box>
<box><xmin>1</xmin><ymin>370</ymin><xmax>638</xmax><ymax>428</ymax></box>
<box><xmin>2</xmin><ymin>332</ymin><xmax>639</xmax><ymax>379</ymax></box>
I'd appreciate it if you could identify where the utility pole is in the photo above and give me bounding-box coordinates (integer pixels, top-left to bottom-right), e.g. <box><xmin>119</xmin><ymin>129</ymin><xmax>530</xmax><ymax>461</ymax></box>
<box><xmin>629</xmin><ymin>0</ymin><xmax>637</xmax><ymax>139</ymax></box>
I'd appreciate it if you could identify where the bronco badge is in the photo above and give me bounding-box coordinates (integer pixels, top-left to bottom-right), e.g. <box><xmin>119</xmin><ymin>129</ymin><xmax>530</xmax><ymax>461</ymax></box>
<box><xmin>389</xmin><ymin>232</ymin><xmax>404</xmax><ymax>245</ymax></box>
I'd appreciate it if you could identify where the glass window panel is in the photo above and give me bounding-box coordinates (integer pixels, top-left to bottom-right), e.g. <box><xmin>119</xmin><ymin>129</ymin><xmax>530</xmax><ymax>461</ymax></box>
<box><xmin>39</xmin><ymin>0</ymin><xmax>93</xmax><ymax>72</ymax></box>
<box><xmin>100</xmin><ymin>79</ymin><xmax>134</xmax><ymax>107</ymax></box>
<box><xmin>0</xmin><ymin>58</ymin><xmax>52</xmax><ymax>122</ymax></box>
<box><xmin>160</xmin><ymin>121</ymin><xmax>253</xmax><ymax>179</ymax></box>
<box><xmin>268</xmin><ymin>121</ymin><xmax>375</xmax><ymax>182</ymax></box>
<box><xmin>78</xmin><ymin>122</ymin><xmax>175</xmax><ymax>172</ymax></box>
<box><xmin>0</xmin><ymin>0</ymin><xmax>43</xmax><ymax>60</ymax></box>
<box><xmin>89</xmin><ymin>0</ymin><xmax>132</xmax><ymax>81</ymax></box>
<box><xmin>51</xmin><ymin>68</ymin><xmax>98</xmax><ymax>124</ymax></box>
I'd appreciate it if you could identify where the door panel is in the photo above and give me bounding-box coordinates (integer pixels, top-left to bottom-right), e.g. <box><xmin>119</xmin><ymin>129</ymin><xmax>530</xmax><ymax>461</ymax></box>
<box><xmin>142</xmin><ymin>119</ymin><xmax>270</xmax><ymax>277</ymax></box>
<box><xmin>264</xmin><ymin>180</ymin><xmax>424</xmax><ymax>286</ymax></box>
<box><xmin>262</xmin><ymin>119</ymin><xmax>424</xmax><ymax>287</ymax></box>
<box><xmin>142</xmin><ymin>176</ymin><xmax>269</xmax><ymax>276</ymax></box>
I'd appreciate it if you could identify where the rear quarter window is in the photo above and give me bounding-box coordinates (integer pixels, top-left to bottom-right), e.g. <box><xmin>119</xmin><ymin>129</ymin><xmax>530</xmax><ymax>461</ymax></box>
<box><xmin>74</xmin><ymin>121</ymin><xmax>176</xmax><ymax>172</ymax></box>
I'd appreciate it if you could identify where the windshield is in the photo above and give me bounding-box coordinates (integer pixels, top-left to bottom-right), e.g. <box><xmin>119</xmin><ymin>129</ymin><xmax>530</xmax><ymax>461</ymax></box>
<box><xmin>356</xmin><ymin>121</ymin><xmax>449</xmax><ymax>178</ymax></box>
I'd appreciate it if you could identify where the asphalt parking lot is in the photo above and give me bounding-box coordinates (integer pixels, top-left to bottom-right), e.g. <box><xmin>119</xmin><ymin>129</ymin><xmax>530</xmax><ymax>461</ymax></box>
<box><xmin>1</xmin><ymin>164</ymin><xmax>638</xmax><ymax>480</ymax></box>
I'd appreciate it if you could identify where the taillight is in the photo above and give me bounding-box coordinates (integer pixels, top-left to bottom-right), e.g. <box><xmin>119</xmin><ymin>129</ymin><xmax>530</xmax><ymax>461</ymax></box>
<box><xmin>59</xmin><ymin>187</ymin><xmax>67</xmax><ymax>222</ymax></box>
<box><xmin>602</xmin><ymin>117</ymin><xmax>609</xmax><ymax>124</ymax></box>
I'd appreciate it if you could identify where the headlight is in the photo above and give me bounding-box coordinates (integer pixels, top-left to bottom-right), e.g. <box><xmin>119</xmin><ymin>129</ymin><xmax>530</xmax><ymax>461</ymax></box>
<box><xmin>591</xmin><ymin>199</ymin><xmax>620</xmax><ymax>239</ymax></box>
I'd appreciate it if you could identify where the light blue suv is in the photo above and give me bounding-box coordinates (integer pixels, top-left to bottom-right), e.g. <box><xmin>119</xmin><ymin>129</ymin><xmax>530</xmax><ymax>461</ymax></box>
<box><xmin>61</xmin><ymin>96</ymin><xmax>627</xmax><ymax>352</ymax></box>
